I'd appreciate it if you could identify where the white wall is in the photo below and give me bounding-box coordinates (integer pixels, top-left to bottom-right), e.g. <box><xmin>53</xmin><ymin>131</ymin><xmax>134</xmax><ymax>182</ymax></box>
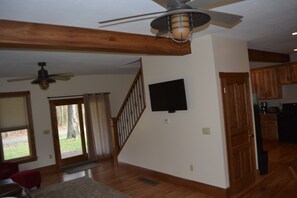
<box><xmin>0</xmin><ymin>74</ymin><xmax>134</xmax><ymax>170</ymax></box>
<box><xmin>118</xmin><ymin>35</ymin><xmax>251</xmax><ymax>189</ymax></box>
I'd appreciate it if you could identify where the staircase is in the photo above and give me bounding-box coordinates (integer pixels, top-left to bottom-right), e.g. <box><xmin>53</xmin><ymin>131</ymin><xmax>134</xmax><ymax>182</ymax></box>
<box><xmin>111</xmin><ymin>66</ymin><xmax>146</xmax><ymax>156</ymax></box>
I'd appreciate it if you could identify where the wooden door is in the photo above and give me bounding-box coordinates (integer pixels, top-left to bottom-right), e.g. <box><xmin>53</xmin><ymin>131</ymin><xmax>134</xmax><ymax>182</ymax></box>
<box><xmin>49</xmin><ymin>98</ymin><xmax>88</xmax><ymax>168</ymax></box>
<box><xmin>220</xmin><ymin>73</ymin><xmax>256</xmax><ymax>196</ymax></box>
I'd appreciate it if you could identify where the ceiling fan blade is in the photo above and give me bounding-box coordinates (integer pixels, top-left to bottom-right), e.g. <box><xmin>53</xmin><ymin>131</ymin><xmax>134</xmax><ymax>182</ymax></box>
<box><xmin>99</xmin><ymin>16</ymin><xmax>158</xmax><ymax>28</ymax></box>
<box><xmin>51</xmin><ymin>76</ymin><xmax>72</xmax><ymax>81</ymax></box>
<box><xmin>99</xmin><ymin>11</ymin><xmax>165</xmax><ymax>24</ymax></box>
<box><xmin>187</xmin><ymin>0</ymin><xmax>244</xmax><ymax>9</ymax></box>
<box><xmin>49</xmin><ymin>73</ymin><xmax>74</xmax><ymax>77</ymax></box>
<box><xmin>7</xmin><ymin>76</ymin><xmax>35</xmax><ymax>82</ymax></box>
<box><xmin>201</xmin><ymin>9</ymin><xmax>243</xmax><ymax>27</ymax></box>
<box><xmin>153</xmin><ymin>0</ymin><xmax>180</xmax><ymax>9</ymax></box>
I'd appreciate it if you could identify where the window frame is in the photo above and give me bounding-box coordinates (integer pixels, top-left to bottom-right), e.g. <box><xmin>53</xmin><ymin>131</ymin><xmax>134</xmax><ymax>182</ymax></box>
<box><xmin>0</xmin><ymin>91</ymin><xmax>37</xmax><ymax>163</ymax></box>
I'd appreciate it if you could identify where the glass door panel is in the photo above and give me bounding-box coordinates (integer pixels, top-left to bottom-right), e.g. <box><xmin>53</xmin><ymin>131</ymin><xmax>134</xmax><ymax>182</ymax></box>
<box><xmin>56</xmin><ymin>104</ymin><xmax>83</xmax><ymax>159</ymax></box>
<box><xmin>50</xmin><ymin>98</ymin><xmax>88</xmax><ymax>168</ymax></box>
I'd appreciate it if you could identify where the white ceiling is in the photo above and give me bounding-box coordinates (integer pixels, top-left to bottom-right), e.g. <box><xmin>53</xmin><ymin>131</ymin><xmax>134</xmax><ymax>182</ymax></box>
<box><xmin>0</xmin><ymin>0</ymin><xmax>296</xmax><ymax>77</ymax></box>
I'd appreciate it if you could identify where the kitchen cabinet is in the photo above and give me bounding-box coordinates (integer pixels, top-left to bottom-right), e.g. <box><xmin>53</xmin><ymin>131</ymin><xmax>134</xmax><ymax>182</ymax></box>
<box><xmin>251</xmin><ymin>68</ymin><xmax>281</xmax><ymax>100</ymax></box>
<box><xmin>276</xmin><ymin>62</ymin><xmax>297</xmax><ymax>84</ymax></box>
<box><xmin>290</xmin><ymin>62</ymin><xmax>297</xmax><ymax>83</ymax></box>
<box><xmin>276</xmin><ymin>64</ymin><xmax>291</xmax><ymax>84</ymax></box>
<box><xmin>260</xmin><ymin>114</ymin><xmax>278</xmax><ymax>141</ymax></box>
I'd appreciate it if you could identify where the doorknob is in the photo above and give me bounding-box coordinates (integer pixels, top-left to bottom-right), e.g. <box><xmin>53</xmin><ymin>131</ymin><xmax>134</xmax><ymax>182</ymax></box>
<box><xmin>249</xmin><ymin>134</ymin><xmax>254</xmax><ymax>138</ymax></box>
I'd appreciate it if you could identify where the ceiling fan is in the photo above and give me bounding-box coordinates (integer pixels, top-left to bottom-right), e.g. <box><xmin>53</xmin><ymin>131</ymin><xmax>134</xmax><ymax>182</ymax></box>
<box><xmin>99</xmin><ymin>0</ymin><xmax>243</xmax><ymax>43</ymax></box>
<box><xmin>7</xmin><ymin>62</ymin><xmax>74</xmax><ymax>90</ymax></box>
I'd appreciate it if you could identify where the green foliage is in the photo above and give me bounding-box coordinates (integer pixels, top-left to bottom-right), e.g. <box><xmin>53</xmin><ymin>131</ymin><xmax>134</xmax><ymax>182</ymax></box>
<box><xmin>4</xmin><ymin>135</ymin><xmax>82</xmax><ymax>160</ymax></box>
<box><xmin>3</xmin><ymin>142</ymin><xmax>30</xmax><ymax>160</ymax></box>
<box><xmin>59</xmin><ymin>135</ymin><xmax>82</xmax><ymax>154</ymax></box>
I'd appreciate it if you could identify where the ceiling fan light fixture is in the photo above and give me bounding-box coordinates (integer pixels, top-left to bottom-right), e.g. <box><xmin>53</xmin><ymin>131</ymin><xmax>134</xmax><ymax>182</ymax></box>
<box><xmin>151</xmin><ymin>9</ymin><xmax>211</xmax><ymax>43</ymax></box>
<box><xmin>292</xmin><ymin>32</ymin><xmax>297</xmax><ymax>36</ymax></box>
<box><xmin>169</xmin><ymin>13</ymin><xmax>192</xmax><ymax>43</ymax></box>
<box><xmin>32</xmin><ymin>78</ymin><xmax>56</xmax><ymax>90</ymax></box>
<box><xmin>294</xmin><ymin>49</ymin><xmax>297</xmax><ymax>52</ymax></box>
<box><xmin>39</xmin><ymin>80</ymin><xmax>50</xmax><ymax>90</ymax></box>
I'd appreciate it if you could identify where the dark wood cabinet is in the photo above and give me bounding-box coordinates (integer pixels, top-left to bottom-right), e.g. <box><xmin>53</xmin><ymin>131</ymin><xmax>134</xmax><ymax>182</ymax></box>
<box><xmin>250</xmin><ymin>62</ymin><xmax>297</xmax><ymax>100</ymax></box>
<box><xmin>260</xmin><ymin>114</ymin><xmax>278</xmax><ymax>141</ymax></box>
<box><xmin>276</xmin><ymin>62</ymin><xmax>297</xmax><ymax>84</ymax></box>
<box><xmin>251</xmin><ymin>68</ymin><xmax>281</xmax><ymax>100</ymax></box>
<box><xmin>276</xmin><ymin>64</ymin><xmax>291</xmax><ymax>84</ymax></box>
<box><xmin>290</xmin><ymin>62</ymin><xmax>297</xmax><ymax>83</ymax></box>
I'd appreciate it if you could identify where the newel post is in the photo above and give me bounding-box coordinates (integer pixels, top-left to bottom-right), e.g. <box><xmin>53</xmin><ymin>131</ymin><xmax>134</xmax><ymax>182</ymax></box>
<box><xmin>110</xmin><ymin>117</ymin><xmax>119</xmax><ymax>164</ymax></box>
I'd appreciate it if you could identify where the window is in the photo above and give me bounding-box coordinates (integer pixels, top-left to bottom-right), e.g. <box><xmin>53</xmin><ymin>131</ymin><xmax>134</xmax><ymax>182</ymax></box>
<box><xmin>0</xmin><ymin>91</ymin><xmax>37</xmax><ymax>163</ymax></box>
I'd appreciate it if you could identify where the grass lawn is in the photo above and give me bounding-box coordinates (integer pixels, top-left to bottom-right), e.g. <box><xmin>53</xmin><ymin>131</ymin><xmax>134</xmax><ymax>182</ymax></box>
<box><xmin>4</xmin><ymin>135</ymin><xmax>82</xmax><ymax>160</ymax></box>
<box><xmin>59</xmin><ymin>135</ymin><xmax>82</xmax><ymax>154</ymax></box>
<box><xmin>3</xmin><ymin>142</ymin><xmax>30</xmax><ymax>160</ymax></box>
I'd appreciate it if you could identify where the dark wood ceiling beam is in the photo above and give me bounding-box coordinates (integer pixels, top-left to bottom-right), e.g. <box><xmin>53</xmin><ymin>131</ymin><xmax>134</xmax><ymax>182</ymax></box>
<box><xmin>248</xmin><ymin>49</ymin><xmax>290</xmax><ymax>63</ymax></box>
<box><xmin>0</xmin><ymin>20</ymin><xmax>191</xmax><ymax>55</ymax></box>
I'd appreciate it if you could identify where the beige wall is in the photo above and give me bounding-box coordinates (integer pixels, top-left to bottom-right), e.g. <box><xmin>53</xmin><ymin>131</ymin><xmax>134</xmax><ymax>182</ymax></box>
<box><xmin>118</xmin><ymin>35</ymin><xmax>251</xmax><ymax>188</ymax></box>
<box><xmin>0</xmin><ymin>74</ymin><xmax>134</xmax><ymax>170</ymax></box>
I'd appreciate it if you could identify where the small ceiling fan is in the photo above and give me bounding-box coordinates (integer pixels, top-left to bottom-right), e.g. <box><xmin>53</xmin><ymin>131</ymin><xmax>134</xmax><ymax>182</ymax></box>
<box><xmin>99</xmin><ymin>0</ymin><xmax>244</xmax><ymax>43</ymax></box>
<box><xmin>7</xmin><ymin>62</ymin><xmax>74</xmax><ymax>90</ymax></box>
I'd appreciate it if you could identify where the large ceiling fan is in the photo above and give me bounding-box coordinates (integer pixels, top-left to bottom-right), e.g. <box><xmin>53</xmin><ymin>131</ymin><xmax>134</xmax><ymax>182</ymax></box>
<box><xmin>99</xmin><ymin>0</ymin><xmax>243</xmax><ymax>43</ymax></box>
<box><xmin>7</xmin><ymin>62</ymin><xmax>74</xmax><ymax>90</ymax></box>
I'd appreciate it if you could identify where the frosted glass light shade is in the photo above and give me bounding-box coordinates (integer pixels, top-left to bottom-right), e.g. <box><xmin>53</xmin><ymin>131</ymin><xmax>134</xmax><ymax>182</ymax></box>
<box><xmin>170</xmin><ymin>13</ymin><xmax>191</xmax><ymax>41</ymax></box>
<box><xmin>39</xmin><ymin>80</ymin><xmax>49</xmax><ymax>90</ymax></box>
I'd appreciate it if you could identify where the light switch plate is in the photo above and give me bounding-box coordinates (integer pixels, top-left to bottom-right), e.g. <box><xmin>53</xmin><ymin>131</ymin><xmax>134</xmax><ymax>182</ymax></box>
<box><xmin>43</xmin><ymin>130</ymin><xmax>50</xmax><ymax>134</ymax></box>
<box><xmin>164</xmin><ymin>118</ymin><xmax>170</xmax><ymax>124</ymax></box>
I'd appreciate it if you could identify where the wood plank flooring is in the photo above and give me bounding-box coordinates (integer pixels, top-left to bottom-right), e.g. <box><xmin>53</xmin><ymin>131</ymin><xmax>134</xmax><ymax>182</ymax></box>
<box><xmin>38</xmin><ymin>142</ymin><xmax>297</xmax><ymax>197</ymax></box>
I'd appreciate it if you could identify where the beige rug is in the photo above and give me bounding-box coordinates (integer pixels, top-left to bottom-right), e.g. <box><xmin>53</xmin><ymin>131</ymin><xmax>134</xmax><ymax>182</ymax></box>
<box><xmin>30</xmin><ymin>177</ymin><xmax>130</xmax><ymax>198</ymax></box>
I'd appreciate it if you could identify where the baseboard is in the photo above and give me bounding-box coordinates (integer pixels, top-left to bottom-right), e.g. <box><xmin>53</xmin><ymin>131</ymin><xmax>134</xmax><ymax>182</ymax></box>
<box><xmin>118</xmin><ymin>162</ymin><xmax>228</xmax><ymax>198</ymax></box>
<box><xmin>34</xmin><ymin>164</ymin><xmax>59</xmax><ymax>174</ymax></box>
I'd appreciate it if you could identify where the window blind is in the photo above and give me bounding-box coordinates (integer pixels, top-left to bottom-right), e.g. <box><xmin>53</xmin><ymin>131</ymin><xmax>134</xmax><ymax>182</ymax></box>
<box><xmin>0</xmin><ymin>96</ymin><xmax>28</xmax><ymax>132</ymax></box>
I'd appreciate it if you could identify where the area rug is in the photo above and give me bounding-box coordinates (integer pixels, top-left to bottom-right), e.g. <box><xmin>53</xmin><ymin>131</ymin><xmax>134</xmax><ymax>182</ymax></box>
<box><xmin>30</xmin><ymin>177</ymin><xmax>130</xmax><ymax>198</ymax></box>
<box><xmin>63</xmin><ymin>162</ymin><xmax>100</xmax><ymax>174</ymax></box>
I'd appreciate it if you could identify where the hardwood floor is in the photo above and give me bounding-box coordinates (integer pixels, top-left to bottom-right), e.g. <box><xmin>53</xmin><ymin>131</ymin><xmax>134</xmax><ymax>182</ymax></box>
<box><xmin>240</xmin><ymin>141</ymin><xmax>297</xmax><ymax>198</ymax></box>
<box><xmin>38</xmin><ymin>142</ymin><xmax>297</xmax><ymax>197</ymax></box>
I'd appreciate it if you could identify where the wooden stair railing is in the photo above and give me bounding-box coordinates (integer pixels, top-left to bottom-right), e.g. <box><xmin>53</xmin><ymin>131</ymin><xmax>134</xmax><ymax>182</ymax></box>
<box><xmin>111</xmin><ymin>66</ymin><xmax>146</xmax><ymax>157</ymax></box>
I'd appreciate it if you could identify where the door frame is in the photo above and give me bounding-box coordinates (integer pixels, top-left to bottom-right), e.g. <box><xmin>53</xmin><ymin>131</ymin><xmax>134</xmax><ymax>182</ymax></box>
<box><xmin>219</xmin><ymin>72</ymin><xmax>257</xmax><ymax>196</ymax></box>
<box><xmin>49</xmin><ymin>98</ymin><xmax>88</xmax><ymax>169</ymax></box>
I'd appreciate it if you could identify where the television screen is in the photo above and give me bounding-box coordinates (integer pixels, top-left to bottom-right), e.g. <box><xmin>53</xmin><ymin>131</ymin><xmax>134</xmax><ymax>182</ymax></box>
<box><xmin>148</xmin><ymin>79</ymin><xmax>187</xmax><ymax>113</ymax></box>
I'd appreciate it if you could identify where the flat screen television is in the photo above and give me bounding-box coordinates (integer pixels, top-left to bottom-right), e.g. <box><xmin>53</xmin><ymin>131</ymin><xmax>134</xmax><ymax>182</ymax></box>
<box><xmin>148</xmin><ymin>79</ymin><xmax>187</xmax><ymax>113</ymax></box>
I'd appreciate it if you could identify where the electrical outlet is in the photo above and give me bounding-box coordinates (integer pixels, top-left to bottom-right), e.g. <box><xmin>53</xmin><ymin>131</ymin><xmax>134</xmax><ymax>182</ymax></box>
<box><xmin>49</xmin><ymin>154</ymin><xmax>52</xmax><ymax>159</ymax></box>
<box><xmin>202</xmin><ymin>128</ymin><xmax>210</xmax><ymax>135</ymax></box>
<box><xmin>190</xmin><ymin>164</ymin><xmax>194</xmax><ymax>172</ymax></box>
